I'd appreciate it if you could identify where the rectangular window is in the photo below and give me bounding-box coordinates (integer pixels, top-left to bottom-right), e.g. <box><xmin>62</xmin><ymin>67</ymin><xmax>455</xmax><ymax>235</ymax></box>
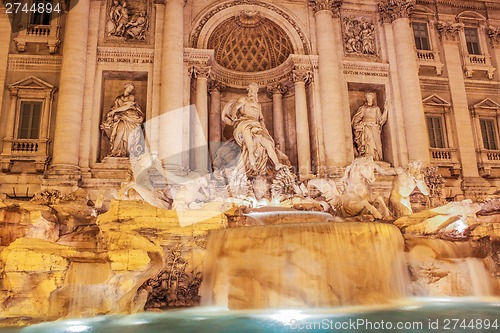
<box><xmin>412</xmin><ymin>22</ymin><xmax>430</xmax><ymax>50</ymax></box>
<box><xmin>426</xmin><ymin>116</ymin><xmax>445</xmax><ymax>148</ymax></box>
<box><xmin>18</xmin><ymin>101</ymin><xmax>42</xmax><ymax>139</ymax></box>
<box><xmin>464</xmin><ymin>27</ymin><xmax>481</xmax><ymax>55</ymax></box>
<box><xmin>480</xmin><ymin>118</ymin><xmax>498</xmax><ymax>150</ymax></box>
<box><xmin>30</xmin><ymin>0</ymin><xmax>52</xmax><ymax>25</ymax></box>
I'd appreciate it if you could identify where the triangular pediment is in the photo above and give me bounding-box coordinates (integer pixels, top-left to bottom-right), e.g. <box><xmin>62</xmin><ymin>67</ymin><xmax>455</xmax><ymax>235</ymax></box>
<box><xmin>423</xmin><ymin>94</ymin><xmax>451</xmax><ymax>107</ymax></box>
<box><xmin>473</xmin><ymin>98</ymin><xmax>500</xmax><ymax>110</ymax></box>
<box><xmin>9</xmin><ymin>76</ymin><xmax>55</xmax><ymax>91</ymax></box>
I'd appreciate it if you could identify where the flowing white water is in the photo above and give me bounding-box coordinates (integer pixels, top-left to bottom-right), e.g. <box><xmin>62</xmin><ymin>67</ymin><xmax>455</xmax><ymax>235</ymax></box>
<box><xmin>201</xmin><ymin>222</ymin><xmax>410</xmax><ymax>309</ymax></box>
<box><xmin>406</xmin><ymin>237</ymin><xmax>494</xmax><ymax>297</ymax></box>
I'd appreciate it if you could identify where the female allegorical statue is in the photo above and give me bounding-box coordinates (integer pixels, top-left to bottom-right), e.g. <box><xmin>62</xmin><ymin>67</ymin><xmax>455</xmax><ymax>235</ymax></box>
<box><xmin>101</xmin><ymin>82</ymin><xmax>144</xmax><ymax>157</ymax></box>
<box><xmin>351</xmin><ymin>92</ymin><xmax>388</xmax><ymax>161</ymax></box>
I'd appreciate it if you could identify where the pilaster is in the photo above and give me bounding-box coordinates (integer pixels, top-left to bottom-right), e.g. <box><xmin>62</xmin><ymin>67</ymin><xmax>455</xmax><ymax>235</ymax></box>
<box><xmin>438</xmin><ymin>21</ymin><xmax>480</xmax><ymax>179</ymax></box>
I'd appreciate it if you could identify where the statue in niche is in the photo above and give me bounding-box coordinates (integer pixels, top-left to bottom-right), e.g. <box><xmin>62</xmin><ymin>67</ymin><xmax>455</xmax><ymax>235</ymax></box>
<box><xmin>343</xmin><ymin>17</ymin><xmax>377</xmax><ymax>55</ymax></box>
<box><xmin>352</xmin><ymin>92</ymin><xmax>388</xmax><ymax>161</ymax></box>
<box><xmin>389</xmin><ymin>161</ymin><xmax>430</xmax><ymax>218</ymax></box>
<box><xmin>222</xmin><ymin>82</ymin><xmax>287</xmax><ymax>176</ymax></box>
<box><xmin>101</xmin><ymin>82</ymin><xmax>144</xmax><ymax>157</ymax></box>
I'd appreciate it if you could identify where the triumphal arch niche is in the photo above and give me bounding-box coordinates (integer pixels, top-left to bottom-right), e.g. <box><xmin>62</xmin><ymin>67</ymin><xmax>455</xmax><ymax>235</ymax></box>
<box><xmin>187</xmin><ymin>2</ymin><xmax>319</xmax><ymax>178</ymax></box>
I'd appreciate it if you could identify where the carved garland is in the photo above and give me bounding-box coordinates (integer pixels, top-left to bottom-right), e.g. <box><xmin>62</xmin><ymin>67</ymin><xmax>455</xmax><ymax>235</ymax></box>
<box><xmin>190</xmin><ymin>0</ymin><xmax>310</xmax><ymax>55</ymax></box>
<box><xmin>378</xmin><ymin>0</ymin><xmax>416</xmax><ymax>24</ymax></box>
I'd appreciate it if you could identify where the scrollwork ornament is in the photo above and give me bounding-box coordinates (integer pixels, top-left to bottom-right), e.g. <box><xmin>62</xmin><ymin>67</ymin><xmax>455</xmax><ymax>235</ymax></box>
<box><xmin>208</xmin><ymin>80</ymin><xmax>226</xmax><ymax>94</ymax></box>
<box><xmin>437</xmin><ymin>21</ymin><xmax>464</xmax><ymax>42</ymax></box>
<box><xmin>189</xmin><ymin>65</ymin><xmax>211</xmax><ymax>79</ymax></box>
<box><xmin>292</xmin><ymin>69</ymin><xmax>314</xmax><ymax>85</ymax></box>
<box><xmin>378</xmin><ymin>0</ymin><xmax>416</xmax><ymax>24</ymax></box>
<box><xmin>309</xmin><ymin>0</ymin><xmax>343</xmax><ymax>16</ymax></box>
<box><xmin>267</xmin><ymin>82</ymin><xmax>289</xmax><ymax>96</ymax></box>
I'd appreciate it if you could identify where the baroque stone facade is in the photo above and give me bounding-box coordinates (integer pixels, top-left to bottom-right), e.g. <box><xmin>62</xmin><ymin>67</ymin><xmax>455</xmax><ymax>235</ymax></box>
<box><xmin>1</xmin><ymin>0</ymin><xmax>500</xmax><ymax>200</ymax></box>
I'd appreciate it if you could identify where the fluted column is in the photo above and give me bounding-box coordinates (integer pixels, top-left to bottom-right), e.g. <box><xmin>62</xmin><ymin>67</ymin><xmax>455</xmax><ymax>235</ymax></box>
<box><xmin>159</xmin><ymin>0</ymin><xmax>186</xmax><ymax>168</ymax></box>
<box><xmin>189</xmin><ymin>65</ymin><xmax>210</xmax><ymax>172</ymax></box>
<box><xmin>379</xmin><ymin>0</ymin><xmax>430</xmax><ymax>165</ymax></box>
<box><xmin>437</xmin><ymin>22</ymin><xmax>480</xmax><ymax>178</ymax></box>
<box><xmin>293</xmin><ymin>69</ymin><xmax>313</xmax><ymax>178</ymax></box>
<box><xmin>50</xmin><ymin>0</ymin><xmax>90</xmax><ymax>173</ymax></box>
<box><xmin>267</xmin><ymin>83</ymin><xmax>288</xmax><ymax>152</ymax></box>
<box><xmin>309</xmin><ymin>0</ymin><xmax>348</xmax><ymax>168</ymax></box>
<box><xmin>208</xmin><ymin>81</ymin><xmax>225</xmax><ymax>154</ymax></box>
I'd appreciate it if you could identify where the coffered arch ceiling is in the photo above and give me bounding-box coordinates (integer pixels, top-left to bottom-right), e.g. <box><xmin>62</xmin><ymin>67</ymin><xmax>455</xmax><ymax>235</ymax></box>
<box><xmin>190</xmin><ymin>1</ymin><xmax>311</xmax><ymax>69</ymax></box>
<box><xmin>207</xmin><ymin>11</ymin><xmax>294</xmax><ymax>72</ymax></box>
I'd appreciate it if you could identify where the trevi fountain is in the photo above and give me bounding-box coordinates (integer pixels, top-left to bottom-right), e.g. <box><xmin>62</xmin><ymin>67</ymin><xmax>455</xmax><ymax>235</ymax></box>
<box><xmin>0</xmin><ymin>82</ymin><xmax>498</xmax><ymax>332</ymax></box>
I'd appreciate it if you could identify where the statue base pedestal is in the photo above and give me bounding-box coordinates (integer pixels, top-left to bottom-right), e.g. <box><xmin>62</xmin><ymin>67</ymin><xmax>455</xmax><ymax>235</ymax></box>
<box><xmin>92</xmin><ymin>157</ymin><xmax>131</xmax><ymax>180</ymax></box>
<box><xmin>375</xmin><ymin>161</ymin><xmax>391</xmax><ymax>170</ymax></box>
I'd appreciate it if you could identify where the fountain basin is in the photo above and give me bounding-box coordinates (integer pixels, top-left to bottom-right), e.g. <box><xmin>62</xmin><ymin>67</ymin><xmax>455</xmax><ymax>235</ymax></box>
<box><xmin>3</xmin><ymin>300</ymin><xmax>499</xmax><ymax>333</ymax></box>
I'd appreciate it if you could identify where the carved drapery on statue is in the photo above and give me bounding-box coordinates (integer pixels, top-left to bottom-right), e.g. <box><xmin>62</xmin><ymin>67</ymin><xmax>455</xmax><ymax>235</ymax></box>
<box><xmin>101</xmin><ymin>82</ymin><xmax>144</xmax><ymax>157</ymax></box>
<box><xmin>106</xmin><ymin>0</ymin><xmax>149</xmax><ymax>41</ymax></box>
<box><xmin>221</xmin><ymin>83</ymin><xmax>287</xmax><ymax>177</ymax></box>
<box><xmin>351</xmin><ymin>92</ymin><xmax>388</xmax><ymax>161</ymax></box>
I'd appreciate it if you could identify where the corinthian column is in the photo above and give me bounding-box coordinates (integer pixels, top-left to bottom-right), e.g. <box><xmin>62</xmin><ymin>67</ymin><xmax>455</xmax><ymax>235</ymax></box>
<box><xmin>49</xmin><ymin>0</ymin><xmax>90</xmax><ymax>175</ymax></box>
<box><xmin>208</xmin><ymin>81</ymin><xmax>225</xmax><ymax>151</ymax></box>
<box><xmin>189</xmin><ymin>65</ymin><xmax>210</xmax><ymax>172</ymax></box>
<box><xmin>159</xmin><ymin>0</ymin><xmax>186</xmax><ymax>168</ymax></box>
<box><xmin>267</xmin><ymin>83</ymin><xmax>288</xmax><ymax>152</ymax></box>
<box><xmin>379</xmin><ymin>0</ymin><xmax>430</xmax><ymax>165</ymax></box>
<box><xmin>293</xmin><ymin>69</ymin><xmax>313</xmax><ymax>178</ymax></box>
<box><xmin>309</xmin><ymin>0</ymin><xmax>348</xmax><ymax>168</ymax></box>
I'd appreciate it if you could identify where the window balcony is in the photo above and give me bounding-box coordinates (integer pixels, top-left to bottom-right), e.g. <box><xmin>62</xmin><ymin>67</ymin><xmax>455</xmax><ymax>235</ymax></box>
<box><xmin>477</xmin><ymin>149</ymin><xmax>500</xmax><ymax>177</ymax></box>
<box><xmin>14</xmin><ymin>21</ymin><xmax>61</xmax><ymax>54</ymax></box>
<box><xmin>429</xmin><ymin>148</ymin><xmax>461</xmax><ymax>176</ymax></box>
<box><xmin>1</xmin><ymin>138</ymin><xmax>50</xmax><ymax>173</ymax></box>
<box><xmin>463</xmin><ymin>54</ymin><xmax>495</xmax><ymax>79</ymax></box>
<box><xmin>416</xmin><ymin>49</ymin><xmax>443</xmax><ymax>75</ymax></box>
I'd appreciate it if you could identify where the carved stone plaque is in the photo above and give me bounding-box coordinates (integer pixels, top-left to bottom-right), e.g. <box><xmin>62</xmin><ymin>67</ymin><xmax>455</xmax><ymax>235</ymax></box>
<box><xmin>342</xmin><ymin>16</ymin><xmax>378</xmax><ymax>57</ymax></box>
<box><xmin>105</xmin><ymin>0</ymin><xmax>151</xmax><ymax>44</ymax></box>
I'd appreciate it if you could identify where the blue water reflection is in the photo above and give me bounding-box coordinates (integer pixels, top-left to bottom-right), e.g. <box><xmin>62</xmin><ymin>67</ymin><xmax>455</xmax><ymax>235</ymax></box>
<box><xmin>3</xmin><ymin>300</ymin><xmax>500</xmax><ymax>333</ymax></box>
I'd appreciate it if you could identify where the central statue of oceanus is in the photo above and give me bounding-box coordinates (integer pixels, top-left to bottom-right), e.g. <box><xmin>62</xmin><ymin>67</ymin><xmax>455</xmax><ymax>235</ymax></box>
<box><xmin>222</xmin><ymin>82</ymin><xmax>287</xmax><ymax>177</ymax></box>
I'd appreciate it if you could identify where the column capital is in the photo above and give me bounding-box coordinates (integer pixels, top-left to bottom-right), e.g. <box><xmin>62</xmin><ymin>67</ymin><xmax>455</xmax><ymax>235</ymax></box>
<box><xmin>437</xmin><ymin>21</ymin><xmax>464</xmax><ymax>42</ymax></box>
<box><xmin>309</xmin><ymin>0</ymin><xmax>342</xmax><ymax>17</ymax></box>
<box><xmin>208</xmin><ymin>80</ymin><xmax>226</xmax><ymax>94</ymax></box>
<box><xmin>488</xmin><ymin>26</ymin><xmax>500</xmax><ymax>47</ymax></box>
<box><xmin>189</xmin><ymin>65</ymin><xmax>211</xmax><ymax>79</ymax></box>
<box><xmin>267</xmin><ymin>82</ymin><xmax>289</xmax><ymax>96</ymax></box>
<box><xmin>160</xmin><ymin>0</ymin><xmax>187</xmax><ymax>6</ymax></box>
<box><xmin>378</xmin><ymin>0</ymin><xmax>416</xmax><ymax>24</ymax></box>
<box><xmin>292</xmin><ymin>69</ymin><xmax>313</xmax><ymax>85</ymax></box>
